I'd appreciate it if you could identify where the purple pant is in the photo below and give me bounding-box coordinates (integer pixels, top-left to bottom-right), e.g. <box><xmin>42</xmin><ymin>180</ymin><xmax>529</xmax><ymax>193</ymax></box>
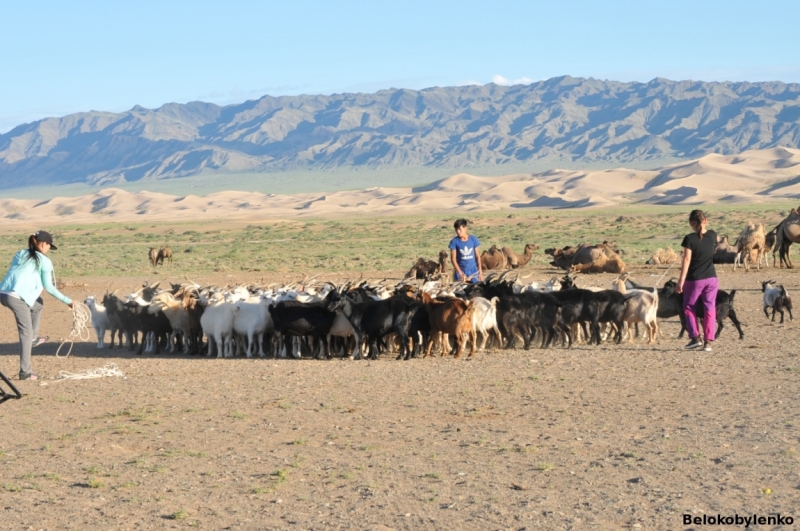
<box><xmin>682</xmin><ymin>277</ymin><xmax>718</xmax><ymax>341</ymax></box>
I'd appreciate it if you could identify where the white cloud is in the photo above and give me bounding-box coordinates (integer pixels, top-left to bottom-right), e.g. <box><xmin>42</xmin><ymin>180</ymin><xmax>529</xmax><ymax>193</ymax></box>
<box><xmin>491</xmin><ymin>75</ymin><xmax>534</xmax><ymax>86</ymax></box>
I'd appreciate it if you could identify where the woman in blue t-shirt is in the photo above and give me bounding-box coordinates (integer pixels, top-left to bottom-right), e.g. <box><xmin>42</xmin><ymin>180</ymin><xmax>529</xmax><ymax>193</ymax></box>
<box><xmin>449</xmin><ymin>219</ymin><xmax>483</xmax><ymax>283</ymax></box>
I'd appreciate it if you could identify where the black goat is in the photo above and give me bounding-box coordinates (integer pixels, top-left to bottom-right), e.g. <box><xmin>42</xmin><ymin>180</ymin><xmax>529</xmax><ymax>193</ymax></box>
<box><xmin>548</xmin><ymin>287</ymin><xmax>625</xmax><ymax>346</ymax></box>
<box><xmin>102</xmin><ymin>294</ymin><xmax>139</xmax><ymax>350</ymax></box>
<box><xmin>661</xmin><ymin>280</ymin><xmax>744</xmax><ymax>340</ymax></box>
<box><xmin>329</xmin><ymin>294</ymin><xmax>420</xmax><ymax>360</ymax></box>
<box><xmin>496</xmin><ymin>292</ymin><xmax>563</xmax><ymax>349</ymax></box>
<box><xmin>627</xmin><ymin>279</ymin><xmax>744</xmax><ymax>340</ymax></box>
<box><xmin>269</xmin><ymin>300</ymin><xmax>339</xmax><ymax>359</ymax></box>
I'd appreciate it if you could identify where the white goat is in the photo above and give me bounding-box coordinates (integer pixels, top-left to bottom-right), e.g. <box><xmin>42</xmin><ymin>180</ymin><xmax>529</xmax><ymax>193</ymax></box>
<box><xmin>328</xmin><ymin>312</ymin><xmax>356</xmax><ymax>358</ymax></box>
<box><xmin>471</xmin><ymin>296</ymin><xmax>502</xmax><ymax>350</ymax></box>
<box><xmin>762</xmin><ymin>280</ymin><xmax>793</xmax><ymax>323</ymax></box>
<box><xmin>84</xmin><ymin>296</ymin><xmax>110</xmax><ymax>348</ymax></box>
<box><xmin>200</xmin><ymin>299</ymin><xmax>239</xmax><ymax>358</ymax></box>
<box><xmin>233</xmin><ymin>295</ymin><xmax>272</xmax><ymax>357</ymax></box>
<box><xmin>611</xmin><ymin>278</ymin><xmax>659</xmax><ymax>343</ymax></box>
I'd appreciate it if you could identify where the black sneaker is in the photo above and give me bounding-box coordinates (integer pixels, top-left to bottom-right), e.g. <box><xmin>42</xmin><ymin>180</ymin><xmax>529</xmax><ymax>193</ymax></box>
<box><xmin>684</xmin><ymin>338</ymin><xmax>703</xmax><ymax>349</ymax></box>
<box><xmin>703</xmin><ymin>341</ymin><xmax>712</xmax><ymax>352</ymax></box>
<box><xmin>19</xmin><ymin>372</ymin><xmax>41</xmax><ymax>380</ymax></box>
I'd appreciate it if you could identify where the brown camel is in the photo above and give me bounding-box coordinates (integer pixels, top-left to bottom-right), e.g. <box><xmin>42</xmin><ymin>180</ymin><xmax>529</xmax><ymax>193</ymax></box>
<box><xmin>502</xmin><ymin>243</ymin><xmax>539</xmax><ymax>269</ymax></box>
<box><xmin>480</xmin><ymin>245</ymin><xmax>508</xmax><ymax>270</ymax></box>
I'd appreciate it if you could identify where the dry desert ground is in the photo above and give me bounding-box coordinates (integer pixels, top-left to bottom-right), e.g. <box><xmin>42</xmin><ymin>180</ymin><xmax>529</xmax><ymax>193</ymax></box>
<box><xmin>1</xmin><ymin>263</ymin><xmax>799</xmax><ymax>530</ymax></box>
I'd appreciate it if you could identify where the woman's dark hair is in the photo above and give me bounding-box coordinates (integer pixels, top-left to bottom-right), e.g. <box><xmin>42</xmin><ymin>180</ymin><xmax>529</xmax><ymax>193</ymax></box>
<box><xmin>26</xmin><ymin>235</ymin><xmax>41</xmax><ymax>268</ymax></box>
<box><xmin>453</xmin><ymin>218</ymin><xmax>469</xmax><ymax>230</ymax></box>
<box><xmin>689</xmin><ymin>210</ymin><xmax>707</xmax><ymax>240</ymax></box>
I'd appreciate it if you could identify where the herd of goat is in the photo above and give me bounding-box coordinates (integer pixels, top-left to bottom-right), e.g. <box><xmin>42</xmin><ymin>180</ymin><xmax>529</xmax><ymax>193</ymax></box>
<box><xmin>81</xmin><ymin>269</ymin><xmax>792</xmax><ymax>361</ymax></box>
<box><xmin>92</xmin><ymin>219</ymin><xmax>789</xmax><ymax>361</ymax></box>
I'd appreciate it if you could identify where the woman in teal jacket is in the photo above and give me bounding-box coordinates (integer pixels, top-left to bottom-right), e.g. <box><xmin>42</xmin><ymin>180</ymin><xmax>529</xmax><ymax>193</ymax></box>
<box><xmin>0</xmin><ymin>231</ymin><xmax>73</xmax><ymax>380</ymax></box>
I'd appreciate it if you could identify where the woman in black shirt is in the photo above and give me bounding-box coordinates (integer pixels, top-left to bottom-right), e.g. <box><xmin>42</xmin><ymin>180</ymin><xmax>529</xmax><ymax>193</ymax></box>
<box><xmin>677</xmin><ymin>210</ymin><xmax>718</xmax><ymax>352</ymax></box>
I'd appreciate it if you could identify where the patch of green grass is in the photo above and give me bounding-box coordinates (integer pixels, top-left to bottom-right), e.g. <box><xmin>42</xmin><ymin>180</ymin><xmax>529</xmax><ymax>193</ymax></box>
<box><xmin>292</xmin><ymin>438</ymin><xmax>308</xmax><ymax>446</ymax></box>
<box><xmin>515</xmin><ymin>445</ymin><xmax>538</xmax><ymax>453</ymax></box>
<box><xmin>423</xmin><ymin>472</ymin><xmax>441</xmax><ymax>479</ymax></box>
<box><xmin>536</xmin><ymin>462</ymin><xmax>553</xmax><ymax>471</ymax></box>
<box><xmin>272</xmin><ymin>469</ymin><xmax>288</xmax><ymax>486</ymax></box>
<box><xmin>230</xmin><ymin>411</ymin><xmax>247</xmax><ymax>419</ymax></box>
<box><xmin>85</xmin><ymin>465</ymin><xmax>103</xmax><ymax>475</ymax></box>
<box><xmin>2</xmin><ymin>483</ymin><xmax>22</xmax><ymax>492</ymax></box>
<box><xmin>168</xmin><ymin>509</ymin><xmax>189</xmax><ymax>520</ymax></box>
<box><xmin>87</xmin><ymin>478</ymin><xmax>105</xmax><ymax>489</ymax></box>
<box><xmin>5</xmin><ymin>203</ymin><xmax>791</xmax><ymax>278</ymax></box>
<box><xmin>184</xmin><ymin>450</ymin><xmax>206</xmax><ymax>458</ymax></box>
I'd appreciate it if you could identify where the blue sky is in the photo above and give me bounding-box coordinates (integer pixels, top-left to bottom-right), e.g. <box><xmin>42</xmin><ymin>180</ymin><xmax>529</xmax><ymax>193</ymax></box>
<box><xmin>2</xmin><ymin>0</ymin><xmax>799</xmax><ymax>133</ymax></box>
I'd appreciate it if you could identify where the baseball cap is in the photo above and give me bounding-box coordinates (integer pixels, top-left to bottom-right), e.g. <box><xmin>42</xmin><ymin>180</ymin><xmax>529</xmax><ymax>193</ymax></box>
<box><xmin>34</xmin><ymin>230</ymin><xmax>58</xmax><ymax>250</ymax></box>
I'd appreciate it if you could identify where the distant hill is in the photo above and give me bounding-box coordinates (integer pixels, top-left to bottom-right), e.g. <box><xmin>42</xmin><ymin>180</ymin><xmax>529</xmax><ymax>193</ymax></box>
<box><xmin>1</xmin><ymin>76</ymin><xmax>800</xmax><ymax>189</ymax></box>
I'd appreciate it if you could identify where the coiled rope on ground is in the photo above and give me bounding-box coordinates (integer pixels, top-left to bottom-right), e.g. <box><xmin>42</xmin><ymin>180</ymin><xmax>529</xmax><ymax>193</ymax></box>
<box><xmin>53</xmin><ymin>303</ymin><xmax>126</xmax><ymax>381</ymax></box>
<box><xmin>55</xmin><ymin>363</ymin><xmax>125</xmax><ymax>381</ymax></box>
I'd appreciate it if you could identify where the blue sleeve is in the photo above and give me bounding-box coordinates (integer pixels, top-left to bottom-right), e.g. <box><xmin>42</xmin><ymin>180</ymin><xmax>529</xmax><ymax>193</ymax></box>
<box><xmin>471</xmin><ymin>235</ymin><xmax>481</xmax><ymax>248</ymax></box>
<box><xmin>448</xmin><ymin>237</ymin><xmax>458</xmax><ymax>250</ymax></box>
<box><xmin>39</xmin><ymin>258</ymin><xmax>72</xmax><ymax>305</ymax></box>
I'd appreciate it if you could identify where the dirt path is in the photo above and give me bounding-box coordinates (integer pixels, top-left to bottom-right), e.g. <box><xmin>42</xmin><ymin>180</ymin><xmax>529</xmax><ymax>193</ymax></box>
<box><xmin>1</xmin><ymin>267</ymin><xmax>799</xmax><ymax>530</ymax></box>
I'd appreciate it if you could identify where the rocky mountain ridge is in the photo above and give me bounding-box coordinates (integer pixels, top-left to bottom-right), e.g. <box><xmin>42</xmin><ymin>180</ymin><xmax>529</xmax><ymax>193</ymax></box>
<box><xmin>1</xmin><ymin>76</ymin><xmax>799</xmax><ymax>188</ymax></box>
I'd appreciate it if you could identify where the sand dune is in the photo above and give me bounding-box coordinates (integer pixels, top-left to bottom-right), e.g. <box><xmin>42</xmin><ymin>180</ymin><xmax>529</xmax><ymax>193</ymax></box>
<box><xmin>2</xmin><ymin>147</ymin><xmax>800</xmax><ymax>225</ymax></box>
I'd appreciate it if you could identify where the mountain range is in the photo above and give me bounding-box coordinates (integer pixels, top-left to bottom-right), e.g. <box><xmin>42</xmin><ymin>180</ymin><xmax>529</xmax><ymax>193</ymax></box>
<box><xmin>1</xmin><ymin>76</ymin><xmax>799</xmax><ymax>189</ymax></box>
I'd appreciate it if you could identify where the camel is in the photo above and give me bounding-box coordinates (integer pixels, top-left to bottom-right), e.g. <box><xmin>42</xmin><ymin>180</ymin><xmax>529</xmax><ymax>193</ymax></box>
<box><xmin>502</xmin><ymin>243</ymin><xmax>539</xmax><ymax>269</ymax></box>
<box><xmin>156</xmin><ymin>246</ymin><xmax>173</xmax><ymax>266</ymax></box>
<box><xmin>148</xmin><ymin>247</ymin><xmax>158</xmax><ymax>267</ymax></box>
<box><xmin>735</xmin><ymin>222</ymin><xmax>766</xmax><ymax>272</ymax></box>
<box><xmin>569</xmin><ymin>243</ymin><xmax>626</xmax><ymax>274</ymax></box>
<box><xmin>480</xmin><ymin>245</ymin><xmax>508</xmax><ymax>270</ymax></box>
<box><xmin>548</xmin><ymin>243</ymin><xmax>625</xmax><ymax>273</ymax></box>
<box><xmin>713</xmin><ymin>235</ymin><xmax>739</xmax><ymax>264</ymax></box>
<box><xmin>546</xmin><ymin>246</ymin><xmax>578</xmax><ymax>270</ymax></box>
<box><xmin>645</xmin><ymin>247</ymin><xmax>679</xmax><ymax>265</ymax></box>
<box><xmin>762</xmin><ymin>228</ymin><xmax>777</xmax><ymax>268</ymax></box>
<box><xmin>775</xmin><ymin>208</ymin><xmax>800</xmax><ymax>268</ymax></box>
<box><xmin>405</xmin><ymin>250</ymin><xmax>448</xmax><ymax>280</ymax></box>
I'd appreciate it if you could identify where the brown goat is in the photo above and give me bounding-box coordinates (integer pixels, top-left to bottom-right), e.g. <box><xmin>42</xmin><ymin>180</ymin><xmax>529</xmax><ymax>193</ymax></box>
<box><xmin>156</xmin><ymin>246</ymin><xmax>173</xmax><ymax>266</ymax></box>
<box><xmin>421</xmin><ymin>292</ymin><xmax>476</xmax><ymax>358</ymax></box>
<box><xmin>480</xmin><ymin>245</ymin><xmax>508</xmax><ymax>270</ymax></box>
<box><xmin>502</xmin><ymin>243</ymin><xmax>539</xmax><ymax>269</ymax></box>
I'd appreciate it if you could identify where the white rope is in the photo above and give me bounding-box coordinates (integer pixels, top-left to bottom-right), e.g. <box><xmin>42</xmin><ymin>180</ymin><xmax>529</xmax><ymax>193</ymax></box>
<box><xmin>55</xmin><ymin>363</ymin><xmax>125</xmax><ymax>381</ymax></box>
<box><xmin>56</xmin><ymin>302</ymin><xmax>92</xmax><ymax>358</ymax></box>
<box><xmin>654</xmin><ymin>257</ymin><xmax>679</xmax><ymax>288</ymax></box>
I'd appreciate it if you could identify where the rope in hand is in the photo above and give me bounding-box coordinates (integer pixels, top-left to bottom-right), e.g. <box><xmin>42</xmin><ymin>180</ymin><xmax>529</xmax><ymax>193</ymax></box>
<box><xmin>56</xmin><ymin>302</ymin><xmax>92</xmax><ymax>358</ymax></box>
<box><xmin>654</xmin><ymin>257</ymin><xmax>680</xmax><ymax>288</ymax></box>
<box><xmin>55</xmin><ymin>363</ymin><xmax>126</xmax><ymax>381</ymax></box>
